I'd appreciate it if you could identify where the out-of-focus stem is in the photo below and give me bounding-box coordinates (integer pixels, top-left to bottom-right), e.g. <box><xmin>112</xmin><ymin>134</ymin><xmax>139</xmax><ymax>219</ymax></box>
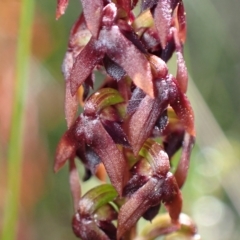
<box><xmin>1</xmin><ymin>0</ymin><xmax>35</xmax><ymax>239</ymax></box>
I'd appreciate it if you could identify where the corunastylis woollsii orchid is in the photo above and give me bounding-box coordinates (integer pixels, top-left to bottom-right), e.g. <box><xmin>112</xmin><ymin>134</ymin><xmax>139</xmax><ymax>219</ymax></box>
<box><xmin>54</xmin><ymin>1</ymin><xmax>200</xmax><ymax>239</ymax></box>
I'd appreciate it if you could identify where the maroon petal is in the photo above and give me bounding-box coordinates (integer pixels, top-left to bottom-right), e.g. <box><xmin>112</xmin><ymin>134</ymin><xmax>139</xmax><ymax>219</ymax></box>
<box><xmin>56</xmin><ymin>0</ymin><xmax>69</xmax><ymax>19</ymax></box>
<box><xmin>169</xmin><ymin>77</ymin><xmax>195</xmax><ymax>137</ymax></box>
<box><xmin>117</xmin><ymin>78</ymin><xmax>132</xmax><ymax>101</ymax></box>
<box><xmin>126</xmin><ymin>79</ymin><xmax>170</xmax><ymax>155</ymax></box>
<box><xmin>176</xmin><ymin>50</ymin><xmax>188</xmax><ymax>93</ymax></box>
<box><xmin>100</xmin><ymin>27</ymin><xmax>154</xmax><ymax>97</ymax></box>
<box><xmin>81</xmin><ymin>0</ymin><xmax>103</xmax><ymax>38</ymax></box>
<box><xmin>100</xmin><ymin>105</ymin><xmax>122</xmax><ymax>122</ymax></box>
<box><xmin>127</xmin><ymin>87</ymin><xmax>145</xmax><ymax>115</ymax></box>
<box><xmin>123</xmin><ymin>174</ymin><xmax>149</xmax><ymax>197</ymax></box>
<box><xmin>84</xmin><ymin>119</ymin><xmax>127</xmax><ymax>195</ymax></box>
<box><xmin>54</xmin><ymin>117</ymin><xmax>84</xmax><ymax>172</ymax></box>
<box><xmin>126</xmin><ymin>95</ymin><xmax>160</xmax><ymax>155</ymax></box>
<box><xmin>154</xmin><ymin>0</ymin><xmax>172</xmax><ymax>49</ymax></box>
<box><xmin>69</xmin><ymin>37</ymin><xmax>105</xmax><ymax>96</ymax></box>
<box><xmin>61</xmin><ymin>14</ymin><xmax>91</xmax><ymax>81</ymax></box>
<box><xmin>123</xmin><ymin>167</ymin><xmax>151</xmax><ymax>197</ymax></box>
<box><xmin>172</xmin><ymin>28</ymin><xmax>188</xmax><ymax>93</ymax></box>
<box><xmin>177</xmin><ymin>1</ymin><xmax>187</xmax><ymax>44</ymax></box>
<box><xmin>65</xmin><ymin>80</ymin><xmax>78</xmax><ymax>129</ymax></box>
<box><xmin>174</xmin><ymin>133</ymin><xmax>195</xmax><ymax>188</ymax></box>
<box><xmin>148</xmin><ymin>55</ymin><xmax>168</xmax><ymax>79</ymax></box>
<box><xmin>101</xmin><ymin>120</ymin><xmax>130</xmax><ymax>147</ymax></box>
<box><xmin>117</xmin><ymin>177</ymin><xmax>164</xmax><ymax>239</ymax></box>
<box><xmin>162</xmin><ymin>172</ymin><xmax>182</xmax><ymax>223</ymax></box>
<box><xmin>118</xmin><ymin>19</ymin><xmax>147</xmax><ymax>53</ymax></box>
<box><xmin>54</xmin><ymin>130</ymin><xmax>77</xmax><ymax>172</ymax></box>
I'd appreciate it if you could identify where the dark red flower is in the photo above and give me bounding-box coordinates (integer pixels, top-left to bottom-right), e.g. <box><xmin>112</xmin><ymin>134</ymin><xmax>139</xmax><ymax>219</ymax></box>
<box><xmin>55</xmin><ymin>0</ymin><xmax>199</xmax><ymax>239</ymax></box>
<box><xmin>55</xmin><ymin>88</ymin><xmax>128</xmax><ymax>196</ymax></box>
<box><xmin>118</xmin><ymin>140</ymin><xmax>182</xmax><ymax>239</ymax></box>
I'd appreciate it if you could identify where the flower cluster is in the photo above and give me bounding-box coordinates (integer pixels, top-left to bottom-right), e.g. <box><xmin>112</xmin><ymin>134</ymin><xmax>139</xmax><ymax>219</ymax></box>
<box><xmin>54</xmin><ymin>0</ymin><xmax>199</xmax><ymax>239</ymax></box>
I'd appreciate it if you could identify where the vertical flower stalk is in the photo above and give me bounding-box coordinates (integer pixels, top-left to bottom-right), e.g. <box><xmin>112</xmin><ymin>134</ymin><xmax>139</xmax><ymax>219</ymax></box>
<box><xmin>2</xmin><ymin>0</ymin><xmax>35</xmax><ymax>240</ymax></box>
<box><xmin>55</xmin><ymin>0</ymin><xmax>199</xmax><ymax>239</ymax></box>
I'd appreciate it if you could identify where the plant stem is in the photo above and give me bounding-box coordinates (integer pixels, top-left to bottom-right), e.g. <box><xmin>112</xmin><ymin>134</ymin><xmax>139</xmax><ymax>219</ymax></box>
<box><xmin>1</xmin><ymin>0</ymin><xmax>35</xmax><ymax>239</ymax></box>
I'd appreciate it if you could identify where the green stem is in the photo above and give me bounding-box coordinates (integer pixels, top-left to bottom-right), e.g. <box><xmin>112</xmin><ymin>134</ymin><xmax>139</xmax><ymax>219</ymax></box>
<box><xmin>1</xmin><ymin>0</ymin><xmax>35</xmax><ymax>239</ymax></box>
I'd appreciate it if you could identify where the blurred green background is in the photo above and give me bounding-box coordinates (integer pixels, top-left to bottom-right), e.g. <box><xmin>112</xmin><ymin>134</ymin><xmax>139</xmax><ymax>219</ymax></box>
<box><xmin>1</xmin><ymin>0</ymin><xmax>240</xmax><ymax>239</ymax></box>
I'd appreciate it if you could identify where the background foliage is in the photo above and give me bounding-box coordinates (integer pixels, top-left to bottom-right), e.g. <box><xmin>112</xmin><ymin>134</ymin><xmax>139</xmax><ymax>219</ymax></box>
<box><xmin>1</xmin><ymin>0</ymin><xmax>240</xmax><ymax>239</ymax></box>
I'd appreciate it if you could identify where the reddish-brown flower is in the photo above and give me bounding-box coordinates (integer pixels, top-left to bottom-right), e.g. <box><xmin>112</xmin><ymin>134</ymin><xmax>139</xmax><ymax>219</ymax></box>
<box><xmin>54</xmin><ymin>0</ymin><xmax>198</xmax><ymax>239</ymax></box>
